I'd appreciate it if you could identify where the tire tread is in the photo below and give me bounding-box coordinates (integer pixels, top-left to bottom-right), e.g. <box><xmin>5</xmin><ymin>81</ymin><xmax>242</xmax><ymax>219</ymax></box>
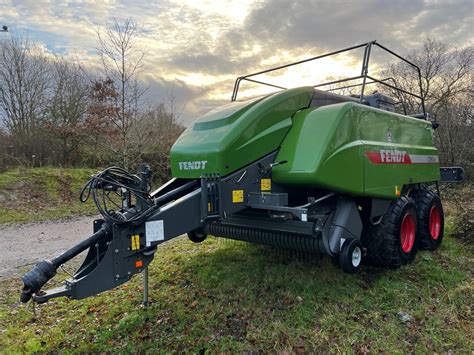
<box><xmin>363</xmin><ymin>195</ymin><xmax>418</xmax><ymax>267</ymax></box>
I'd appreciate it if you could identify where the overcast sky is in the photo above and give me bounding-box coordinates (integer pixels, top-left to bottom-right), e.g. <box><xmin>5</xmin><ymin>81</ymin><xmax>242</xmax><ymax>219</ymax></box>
<box><xmin>1</xmin><ymin>0</ymin><xmax>473</xmax><ymax>124</ymax></box>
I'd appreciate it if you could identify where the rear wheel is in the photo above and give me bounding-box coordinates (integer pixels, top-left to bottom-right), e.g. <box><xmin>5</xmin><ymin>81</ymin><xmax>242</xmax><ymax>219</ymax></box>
<box><xmin>363</xmin><ymin>195</ymin><xmax>419</xmax><ymax>267</ymax></box>
<box><xmin>412</xmin><ymin>188</ymin><xmax>444</xmax><ymax>250</ymax></box>
<box><xmin>339</xmin><ymin>239</ymin><xmax>363</xmax><ymax>274</ymax></box>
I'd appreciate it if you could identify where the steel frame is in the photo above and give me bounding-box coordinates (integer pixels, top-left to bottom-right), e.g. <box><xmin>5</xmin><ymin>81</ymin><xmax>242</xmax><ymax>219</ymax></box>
<box><xmin>230</xmin><ymin>40</ymin><xmax>426</xmax><ymax>118</ymax></box>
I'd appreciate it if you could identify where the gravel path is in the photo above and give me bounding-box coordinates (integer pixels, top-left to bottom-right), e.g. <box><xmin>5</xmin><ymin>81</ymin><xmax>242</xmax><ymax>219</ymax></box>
<box><xmin>0</xmin><ymin>215</ymin><xmax>98</xmax><ymax>280</ymax></box>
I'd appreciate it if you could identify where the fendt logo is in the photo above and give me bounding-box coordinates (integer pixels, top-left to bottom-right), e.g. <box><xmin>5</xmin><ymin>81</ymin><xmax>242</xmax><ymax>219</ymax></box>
<box><xmin>365</xmin><ymin>149</ymin><xmax>439</xmax><ymax>165</ymax></box>
<box><xmin>380</xmin><ymin>149</ymin><xmax>407</xmax><ymax>163</ymax></box>
<box><xmin>178</xmin><ymin>161</ymin><xmax>208</xmax><ymax>170</ymax></box>
<box><xmin>365</xmin><ymin>149</ymin><xmax>409</xmax><ymax>164</ymax></box>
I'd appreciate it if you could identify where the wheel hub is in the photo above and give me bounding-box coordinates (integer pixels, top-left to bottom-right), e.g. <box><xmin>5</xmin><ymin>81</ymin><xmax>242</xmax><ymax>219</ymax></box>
<box><xmin>429</xmin><ymin>206</ymin><xmax>441</xmax><ymax>240</ymax></box>
<box><xmin>352</xmin><ymin>246</ymin><xmax>362</xmax><ymax>267</ymax></box>
<box><xmin>400</xmin><ymin>213</ymin><xmax>416</xmax><ymax>253</ymax></box>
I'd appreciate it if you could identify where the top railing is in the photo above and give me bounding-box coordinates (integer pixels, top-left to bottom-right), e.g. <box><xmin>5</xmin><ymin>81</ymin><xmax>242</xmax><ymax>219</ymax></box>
<box><xmin>230</xmin><ymin>40</ymin><xmax>426</xmax><ymax>118</ymax></box>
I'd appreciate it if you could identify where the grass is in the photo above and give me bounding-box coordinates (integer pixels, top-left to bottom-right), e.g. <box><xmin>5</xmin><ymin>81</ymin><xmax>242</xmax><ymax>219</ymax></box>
<box><xmin>0</xmin><ymin>171</ymin><xmax>472</xmax><ymax>352</ymax></box>
<box><xmin>0</xmin><ymin>220</ymin><xmax>472</xmax><ymax>352</ymax></box>
<box><xmin>0</xmin><ymin>167</ymin><xmax>98</xmax><ymax>224</ymax></box>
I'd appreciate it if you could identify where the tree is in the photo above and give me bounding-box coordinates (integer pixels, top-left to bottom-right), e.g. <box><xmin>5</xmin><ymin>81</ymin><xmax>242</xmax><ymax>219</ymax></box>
<box><xmin>0</xmin><ymin>34</ymin><xmax>49</xmax><ymax>163</ymax></box>
<box><xmin>44</xmin><ymin>56</ymin><xmax>90</xmax><ymax>165</ymax></box>
<box><xmin>128</xmin><ymin>97</ymin><xmax>184</xmax><ymax>181</ymax></box>
<box><xmin>382</xmin><ymin>38</ymin><xmax>474</xmax><ymax>174</ymax></box>
<box><xmin>96</xmin><ymin>18</ymin><xmax>146</xmax><ymax>168</ymax></box>
<box><xmin>83</xmin><ymin>77</ymin><xmax>119</xmax><ymax>167</ymax></box>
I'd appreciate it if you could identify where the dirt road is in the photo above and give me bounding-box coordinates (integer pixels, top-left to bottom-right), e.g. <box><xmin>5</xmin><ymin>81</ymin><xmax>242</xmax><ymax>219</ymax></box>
<box><xmin>0</xmin><ymin>215</ymin><xmax>98</xmax><ymax>280</ymax></box>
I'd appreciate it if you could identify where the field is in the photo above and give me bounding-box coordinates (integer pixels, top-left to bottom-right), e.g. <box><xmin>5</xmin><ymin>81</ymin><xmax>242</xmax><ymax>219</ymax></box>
<box><xmin>0</xmin><ymin>168</ymin><xmax>472</xmax><ymax>352</ymax></box>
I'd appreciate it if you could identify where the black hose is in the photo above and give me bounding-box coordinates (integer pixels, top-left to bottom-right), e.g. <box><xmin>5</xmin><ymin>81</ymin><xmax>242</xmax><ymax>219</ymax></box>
<box><xmin>80</xmin><ymin>167</ymin><xmax>154</xmax><ymax>225</ymax></box>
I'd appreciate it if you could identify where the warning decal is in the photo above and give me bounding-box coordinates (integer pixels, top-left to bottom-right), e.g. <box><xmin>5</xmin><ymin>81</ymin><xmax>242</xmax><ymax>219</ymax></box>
<box><xmin>261</xmin><ymin>179</ymin><xmax>271</xmax><ymax>191</ymax></box>
<box><xmin>131</xmin><ymin>235</ymin><xmax>140</xmax><ymax>250</ymax></box>
<box><xmin>232</xmin><ymin>190</ymin><xmax>244</xmax><ymax>203</ymax></box>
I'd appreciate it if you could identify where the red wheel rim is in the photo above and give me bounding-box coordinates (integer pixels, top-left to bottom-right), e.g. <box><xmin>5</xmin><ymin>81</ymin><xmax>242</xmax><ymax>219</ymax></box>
<box><xmin>429</xmin><ymin>206</ymin><xmax>441</xmax><ymax>240</ymax></box>
<box><xmin>400</xmin><ymin>213</ymin><xmax>416</xmax><ymax>253</ymax></box>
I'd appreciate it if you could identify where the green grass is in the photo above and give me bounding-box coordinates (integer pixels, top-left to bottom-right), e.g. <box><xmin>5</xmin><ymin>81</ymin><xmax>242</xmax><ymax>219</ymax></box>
<box><xmin>0</xmin><ymin>167</ymin><xmax>98</xmax><ymax>224</ymax></box>
<box><xmin>0</xmin><ymin>172</ymin><xmax>472</xmax><ymax>352</ymax></box>
<box><xmin>0</xmin><ymin>225</ymin><xmax>472</xmax><ymax>352</ymax></box>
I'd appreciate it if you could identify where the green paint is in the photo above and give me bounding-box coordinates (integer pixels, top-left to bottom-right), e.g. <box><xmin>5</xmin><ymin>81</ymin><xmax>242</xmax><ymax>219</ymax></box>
<box><xmin>171</xmin><ymin>87</ymin><xmax>439</xmax><ymax>198</ymax></box>
<box><xmin>272</xmin><ymin>102</ymin><xmax>439</xmax><ymax>198</ymax></box>
<box><xmin>170</xmin><ymin>87</ymin><xmax>314</xmax><ymax>178</ymax></box>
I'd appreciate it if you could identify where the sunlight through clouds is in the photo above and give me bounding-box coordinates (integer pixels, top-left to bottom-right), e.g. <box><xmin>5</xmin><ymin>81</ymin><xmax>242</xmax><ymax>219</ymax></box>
<box><xmin>0</xmin><ymin>0</ymin><xmax>472</xmax><ymax>124</ymax></box>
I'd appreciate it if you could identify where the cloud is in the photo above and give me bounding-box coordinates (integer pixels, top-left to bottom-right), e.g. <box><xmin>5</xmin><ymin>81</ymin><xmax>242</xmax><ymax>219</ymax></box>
<box><xmin>1</xmin><ymin>0</ymin><xmax>472</xmax><ymax>125</ymax></box>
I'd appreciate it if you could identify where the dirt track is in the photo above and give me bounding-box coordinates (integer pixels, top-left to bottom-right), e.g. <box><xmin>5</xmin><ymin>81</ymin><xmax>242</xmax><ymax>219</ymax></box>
<box><xmin>0</xmin><ymin>215</ymin><xmax>98</xmax><ymax>280</ymax></box>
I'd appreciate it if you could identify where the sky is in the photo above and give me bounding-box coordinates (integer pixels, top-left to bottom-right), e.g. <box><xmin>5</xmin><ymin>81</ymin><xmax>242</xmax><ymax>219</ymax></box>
<box><xmin>1</xmin><ymin>0</ymin><xmax>473</xmax><ymax>124</ymax></box>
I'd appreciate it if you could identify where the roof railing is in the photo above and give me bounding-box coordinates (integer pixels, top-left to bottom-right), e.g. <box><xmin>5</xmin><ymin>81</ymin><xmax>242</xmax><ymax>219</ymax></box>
<box><xmin>231</xmin><ymin>40</ymin><xmax>426</xmax><ymax>118</ymax></box>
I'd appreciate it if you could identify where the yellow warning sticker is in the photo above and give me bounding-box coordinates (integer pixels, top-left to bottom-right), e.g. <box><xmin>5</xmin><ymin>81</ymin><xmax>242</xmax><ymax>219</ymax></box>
<box><xmin>131</xmin><ymin>234</ymin><xmax>140</xmax><ymax>251</ymax></box>
<box><xmin>232</xmin><ymin>190</ymin><xmax>244</xmax><ymax>203</ymax></box>
<box><xmin>261</xmin><ymin>178</ymin><xmax>271</xmax><ymax>191</ymax></box>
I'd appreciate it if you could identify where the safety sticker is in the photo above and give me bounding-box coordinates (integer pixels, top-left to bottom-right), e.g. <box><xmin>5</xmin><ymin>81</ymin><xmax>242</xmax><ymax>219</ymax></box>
<box><xmin>261</xmin><ymin>178</ymin><xmax>271</xmax><ymax>191</ymax></box>
<box><xmin>146</xmin><ymin>220</ymin><xmax>164</xmax><ymax>246</ymax></box>
<box><xmin>131</xmin><ymin>234</ymin><xmax>140</xmax><ymax>251</ymax></box>
<box><xmin>232</xmin><ymin>190</ymin><xmax>244</xmax><ymax>203</ymax></box>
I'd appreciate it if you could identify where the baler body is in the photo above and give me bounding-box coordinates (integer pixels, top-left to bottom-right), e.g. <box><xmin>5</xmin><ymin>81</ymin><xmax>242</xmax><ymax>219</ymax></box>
<box><xmin>170</xmin><ymin>88</ymin><xmax>440</xmax><ymax>199</ymax></box>
<box><xmin>273</xmin><ymin>101</ymin><xmax>440</xmax><ymax>198</ymax></box>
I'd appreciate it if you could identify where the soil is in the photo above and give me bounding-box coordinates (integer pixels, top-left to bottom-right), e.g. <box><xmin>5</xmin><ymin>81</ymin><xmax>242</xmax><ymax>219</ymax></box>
<box><xmin>0</xmin><ymin>215</ymin><xmax>99</xmax><ymax>280</ymax></box>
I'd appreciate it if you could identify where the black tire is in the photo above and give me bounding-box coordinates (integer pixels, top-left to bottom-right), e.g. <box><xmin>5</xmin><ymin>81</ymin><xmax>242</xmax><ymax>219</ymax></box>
<box><xmin>339</xmin><ymin>239</ymin><xmax>363</xmax><ymax>274</ymax></box>
<box><xmin>187</xmin><ymin>229</ymin><xmax>208</xmax><ymax>243</ymax></box>
<box><xmin>411</xmin><ymin>188</ymin><xmax>444</xmax><ymax>251</ymax></box>
<box><xmin>363</xmin><ymin>195</ymin><xmax>419</xmax><ymax>268</ymax></box>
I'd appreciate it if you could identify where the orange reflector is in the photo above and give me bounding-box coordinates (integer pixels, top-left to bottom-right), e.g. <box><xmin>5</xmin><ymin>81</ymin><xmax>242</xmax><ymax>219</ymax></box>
<box><xmin>395</xmin><ymin>185</ymin><xmax>401</xmax><ymax>196</ymax></box>
<box><xmin>135</xmin><ymin>260</ymin><xmax>143</xmax><ymax>268</ymax></box>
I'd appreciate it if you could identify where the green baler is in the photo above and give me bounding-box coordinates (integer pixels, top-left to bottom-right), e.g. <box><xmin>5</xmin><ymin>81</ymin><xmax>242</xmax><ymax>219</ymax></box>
<box><xmin>20</xmin><ymin>41</ymin><xmax>463</xmax><ymax>305</ymax></box>
<box><xmin>171</xmin><ymin>87</ymin><xmax>439</xmax><ymax>198</ymax></box>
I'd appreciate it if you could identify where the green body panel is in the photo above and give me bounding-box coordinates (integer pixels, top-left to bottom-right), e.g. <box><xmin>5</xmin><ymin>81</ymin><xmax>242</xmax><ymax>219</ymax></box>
<box><xmin>272</xmin><ymin>102</ymin><xmax>440</xmax><ymax>198</ymax></box>
<box><xmin>170</xmin><ymin>87</ymin><xmax>314</xmax><ymax>178</ymax></box>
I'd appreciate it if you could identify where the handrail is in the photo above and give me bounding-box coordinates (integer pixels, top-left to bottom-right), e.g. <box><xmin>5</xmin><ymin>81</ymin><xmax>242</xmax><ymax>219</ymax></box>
<box><xmin>231</xmin><ymin>40</ymin><xmax>426</xmax><ymax>118</ymax></box>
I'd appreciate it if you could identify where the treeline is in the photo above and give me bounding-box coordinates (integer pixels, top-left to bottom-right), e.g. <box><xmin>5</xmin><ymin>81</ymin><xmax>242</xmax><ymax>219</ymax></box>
<box><xmin>384</xmin><ymin>39</ymin><xmax>473</xmax><ymax>178</ymax></box>
<box><xmin>0</xmin><ymin>19</ymin><xmax>184</xmax><ymax>182</ymax></box>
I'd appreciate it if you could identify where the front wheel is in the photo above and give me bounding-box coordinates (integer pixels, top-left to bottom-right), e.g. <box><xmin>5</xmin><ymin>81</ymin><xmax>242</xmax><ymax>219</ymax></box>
<box><xmin>339</xmin><ymin>239</ymin><xmax>363</xmax><ymax>274</ymax></box>
<box><xmin>187</xmin><ymin>230</ymin><xmax>208</xmax><ymax>243</ymax></box>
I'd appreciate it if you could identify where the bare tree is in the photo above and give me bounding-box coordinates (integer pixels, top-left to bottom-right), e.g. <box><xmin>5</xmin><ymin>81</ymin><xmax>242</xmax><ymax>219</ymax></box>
<box><xmin>44</xmin><ymin>56</ymin><xmax>90</xmax><ymax>165</ymax></box>
<box><xmin>382</xmin><ymin>39</ymin><xmax>474</xmax><ymax>172</ymax></box>
<box><xmin>0</xmin><ymin>34</ymin><xmax>49</xmax><ymax>161</ymax></box>
<box><xmin>96</xmin><ymin>17</ymin><xmax>146</xmax><ymax>168</ymax></box>
<box><xmin>128</xmin><ymin>98</ymin><xmax>184</xmax><ymax>182</ymax></box>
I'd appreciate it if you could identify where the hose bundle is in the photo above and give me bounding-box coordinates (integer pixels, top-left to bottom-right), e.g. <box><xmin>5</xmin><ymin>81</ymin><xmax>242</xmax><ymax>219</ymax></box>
<box><xmin>80</xmin><ymin>166</ymin><xmax>154</xmax><ymax>225</ymax></box>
